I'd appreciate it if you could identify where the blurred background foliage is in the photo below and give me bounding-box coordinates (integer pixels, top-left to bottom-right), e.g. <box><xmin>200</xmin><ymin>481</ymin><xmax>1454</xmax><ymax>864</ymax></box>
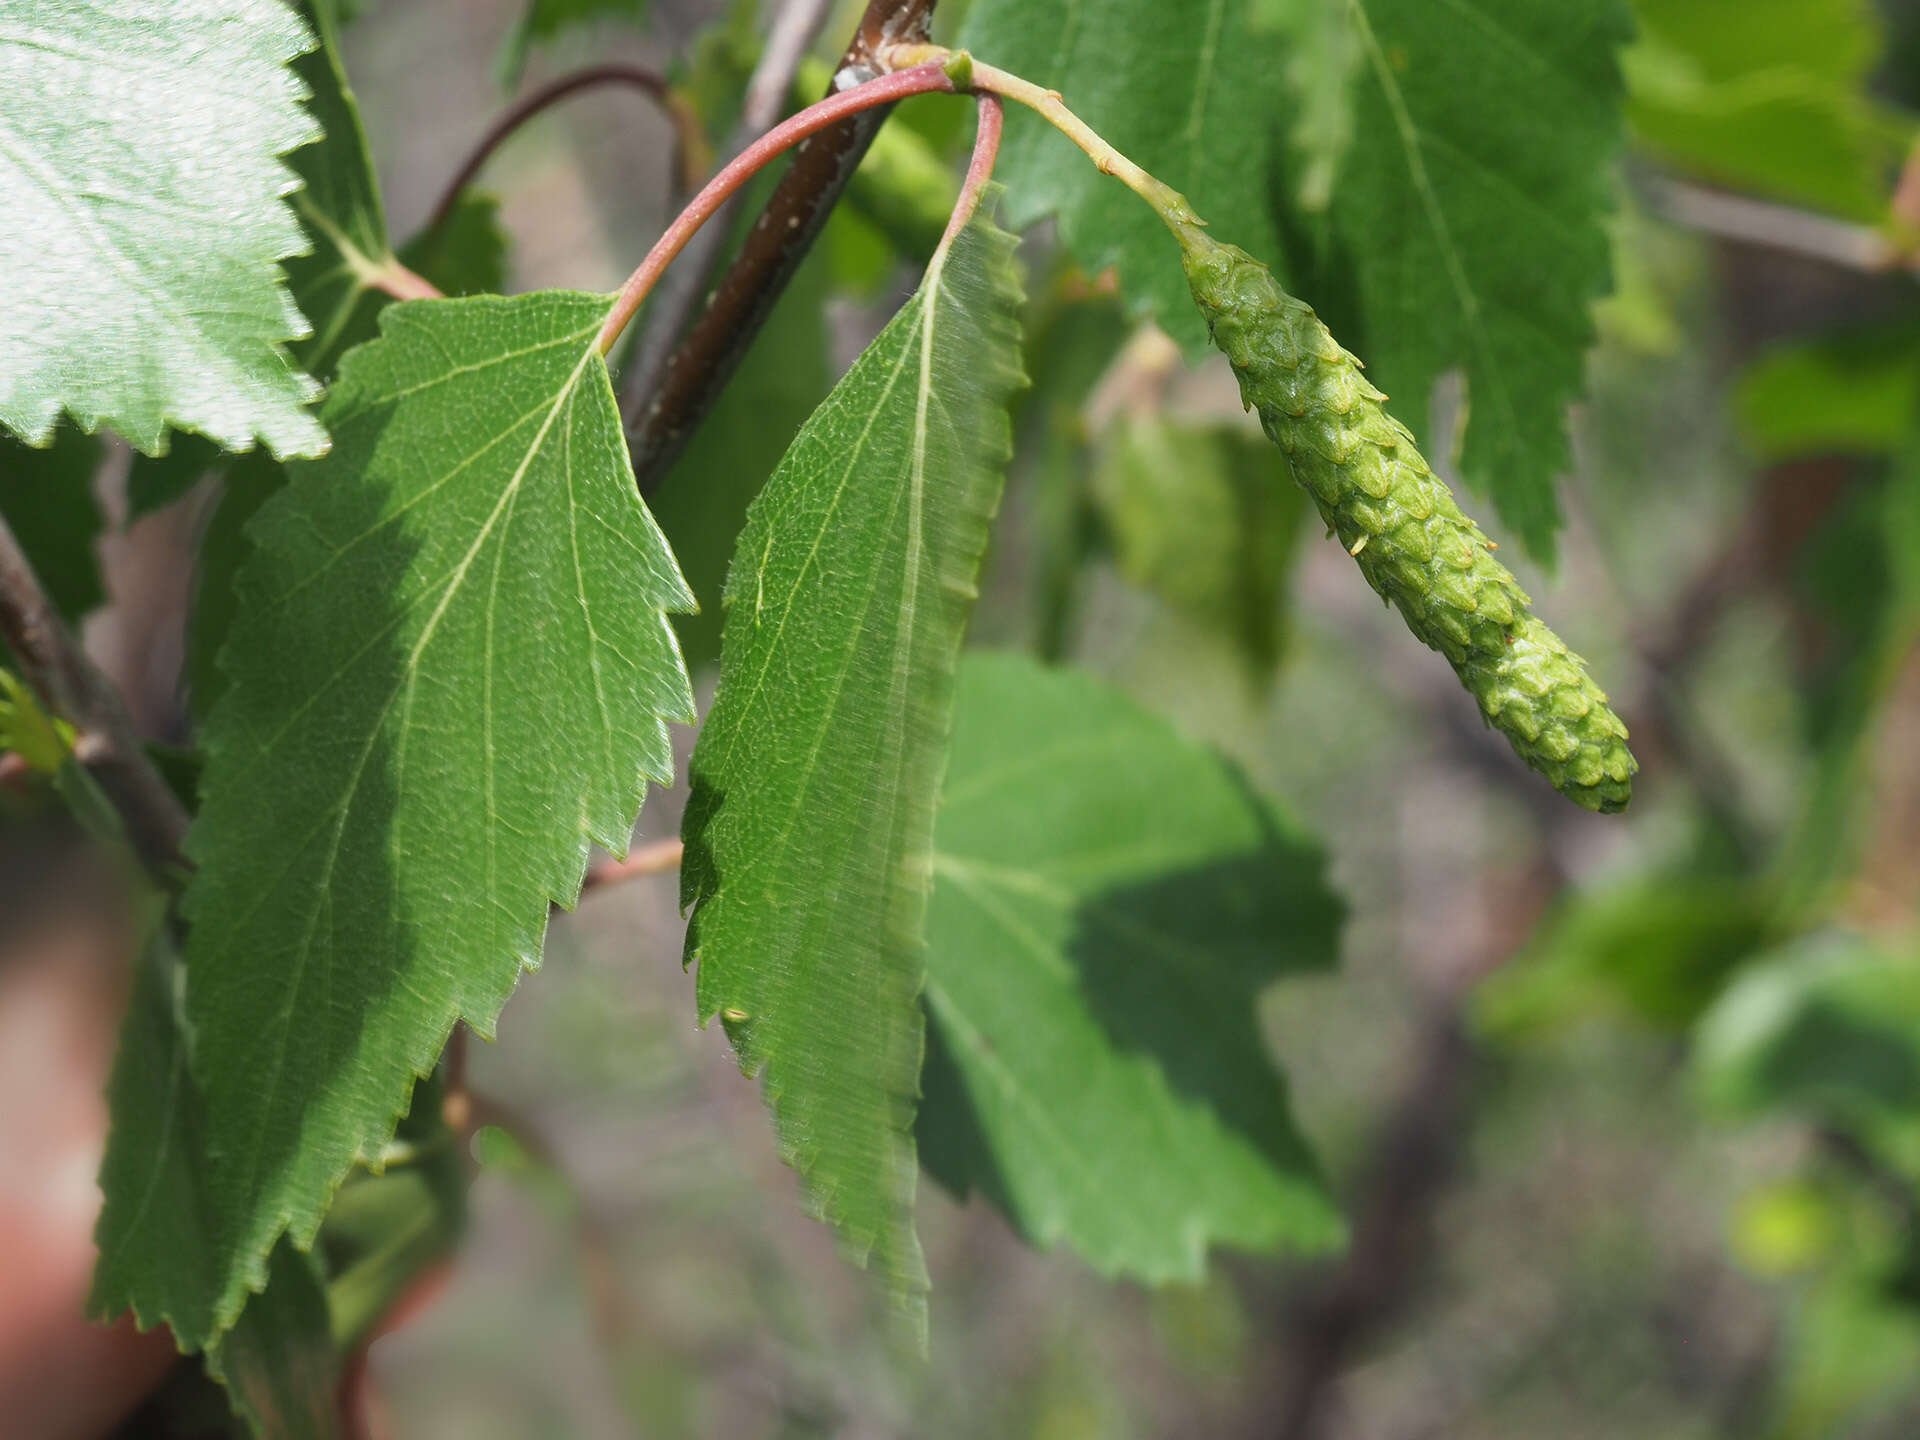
<box><xmin>9</xmin><ymin>0</ymin><xmax>1920</xmax><ymax>1434</ymax></box>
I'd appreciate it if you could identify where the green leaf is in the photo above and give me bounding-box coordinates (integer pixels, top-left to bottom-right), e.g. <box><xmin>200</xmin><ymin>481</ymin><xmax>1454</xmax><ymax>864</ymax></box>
<box><xmin>960</xmin><ymin>0</ymin><xmax>1285</xmax><ymax>351</ymax></box>
<box><xmin>0</xmin><ymin>0</ymin><xmax>326</xmax><ymax>458</ymax></box>
<box><xmin>181</xmin><ymin>200</ymin><xmax>511</xmax><ymax>712</ymax></box>
<box><xmin>1330</xmin><ymin>0</ymin><xmax>1632</xmax><ymax>560</ymax></box>
<box><xmin>187</xmin><ymin>454</ymin><xmax>291</xmax><ymax>717</ymax></box>
<box><xmin>121</xmin><ymin>18</ymin><xmax>512</xmax><ymax>518</ymax></box>
<box><xmin>1772</xmin><ymin>462</ymin><xmax>1920</xmax><ymax>917</ymax></box>
<box><xmin>499</xmin><ymin>0</ymin><xmax>651</xmax><ymax>88</ymax></box>
<box><xmin>1770</xmin><ymin>1270</ymin><xmax>1920</xmax><ymax>1440</ymax></box>
<box><xmin>1475</xmin><ymin>875</ymin><xmax>1773</xmax><ymax>1037</ymax></box>
<box><xmin>681</xmin><ymin>200</ymin><xmax>1026</xmax><ymax>1337</ymax></box>
<box><xmin>1253</xmin><ymin>0</ymin><xmax>1364</xmax><ymax>212</ymax></box>
<box><xmin>1010</xmin><ymin>288</ymin><xmax>1132</xmax><ymax>660</ymax></box>
<box><xmin>0</xmin><ymin>426</ymin><xmax>103</xmax><ymax>621</ymax></box>
<box><xmin>0</xmin><ymin>667</ymin><xmax>75</xmax><ymax>776</ymax></box>
<box><xmin>400</xmin><ymin>193</ymin><xmax>511</xmax><ymax>300</ymax></box>
<box><xmin>1736</xmin><ymin>321</ymin><xmax>1920</xmax><ymax>463</ymax></box>
<box><xmin>92</xmin><ymin>928</ymin><xmax>341</xmax><ymax>1440</ymax></box>
<box><xmin>103</xmin><ymin>292</ymin><xmax>693</xmax><ymax>1347</ymax></box>
<box><xmin>1627</xmin><ymin>0</ymin><xmax>1910</xmax><ymax>224</ymax></box>
<box><xmin>1089</xmin><ymin>416</ymin><xmax>1308</xmax><ymax>680</ymax></box>
<box><xmin>282</xmin><ymin>0</ymin><xmax>405</xmax><ymax>380</ymax></box>
<box><xmin>919</xmin><ymin>653</ymin><xmax>1347</xmax><ymax>1279</ymax></box>
<box><xmin>1694</xmin><ymin>936</ymin><xmax>1920</xmax><ymax>1165</ymax></box>
<box><xmin>674</xmin><ymin>0</ymin><xmax>761</xmax><ymax>136</ymax></box>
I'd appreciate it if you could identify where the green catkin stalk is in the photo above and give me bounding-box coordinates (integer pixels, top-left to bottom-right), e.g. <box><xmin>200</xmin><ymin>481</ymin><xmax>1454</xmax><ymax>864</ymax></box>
<box><xmin>1176</xmin><ymin>223</ymin><xmax>1637</xmax><ymax>813</ymax></box>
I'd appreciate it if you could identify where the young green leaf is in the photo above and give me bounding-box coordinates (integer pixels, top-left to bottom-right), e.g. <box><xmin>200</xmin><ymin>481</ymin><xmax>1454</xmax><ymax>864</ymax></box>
<box><xmin>114</xmin><ymin>292</ymin><xmax>693</xmax><ymax>1347</ymax></box>
<box><xmin>401</xmin><ymin>193</ymin><xmax>512</xmax><ymax>302</ymax></box>
<box><xmin>1771</xmin><ymin>468</ymin><xmax>1920</xmax><ymax>918</ymax></box>
<box><xmin>1331</xmin><ymin>0</ymin><xmax>1631</xmax><ymax>558</ymax></box>
<box><xmin>318</xmin><ymin>1075</ymin><xmax>467</xmax><ymax>1352</ymax></box>
<box><xmin>0</xmin><ymin>0</ymin><xmax>326</xmax><ymax>458</ymax></box>
<box><xmin>1736</xmin><ymin>323</ymin><xmax>1920</xmax><ymax>464</ymax></box>
<box><xmin>1475</xmin><ymin>876</ymin><xmax>1772</xmax><ymax>1038</ymax></box>
<box><xmin>1179</xmin><ymin>227</ymin><xmax>1636</xmax><ymax>812</ymax></box>
<box><xmin>918</xmin><ymin>653</ymin><xmax>1347</xmax><ymax>1279</ymax></box>
<box><xmin>1011</xmin><ymin>290</ymin><xmax>1133</xmax><ymax>660</ymax></box>
<box><xmin>681</xmin><ymin>199</ymin><xmax>1026</xmax><ymax>1338</ymax></box>
<box><xmin>283</xmin><ymin>0</ymin><xmax>434</xmax><ymax>379</ymax></box>
<box><xmin>960</xmin><ymin>0</ymin><xmax>1286</xmax><ymax>351</ymax></box>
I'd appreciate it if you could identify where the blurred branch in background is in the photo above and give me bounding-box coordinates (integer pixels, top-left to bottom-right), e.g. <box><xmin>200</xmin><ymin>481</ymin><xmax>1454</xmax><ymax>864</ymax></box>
<box><xmin>1648</xmin><ymin>177</ymin><xmax>1900</xmax><ymax>273</ymax></box>
<box><xmin>424</xmin><ymin>62</ymin><xmax>714</xmax><ymax>234</ymax></box>
<box><xmin>0</xmin><ymin>511</ymin><xmax>187</xmax><ymax>884</ymax></box>
<box><xmin>1268</xmin><ymin>1003</ymin><xmax>1477</xmax><ymax>1440</ymax></box>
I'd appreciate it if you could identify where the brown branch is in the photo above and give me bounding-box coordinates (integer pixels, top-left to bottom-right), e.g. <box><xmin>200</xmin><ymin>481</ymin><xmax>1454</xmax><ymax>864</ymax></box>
<box><xmin>621</xmin><ymin>0</ymin><xmax>940</xmax><ymax>495</ymax></box>
<box><xmin>1267</xmin><ymin>1003</ymin><xmax>1476</xmax><ymax>1440</ymax></box>
<box><xmin>616</xmin><ymin>0</ymin><xmax>837</xmax><ymax>423</ymax></box>
<box><xmin>0</xmin><ymin>511</ymin><xmax>189</xmax><ymax>885</ymax></box>
<box><xmin>423</xmin><ymin>63</ymin><xmax>713</xmax><ymax>237</ymax></box>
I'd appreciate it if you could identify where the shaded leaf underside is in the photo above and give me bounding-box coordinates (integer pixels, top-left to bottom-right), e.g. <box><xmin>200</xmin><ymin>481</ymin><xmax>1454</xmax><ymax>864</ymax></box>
<box><xmin>919</xmin><ymin>653</ymin><xmax>1347</xmax><ymax>1279</ymax></box>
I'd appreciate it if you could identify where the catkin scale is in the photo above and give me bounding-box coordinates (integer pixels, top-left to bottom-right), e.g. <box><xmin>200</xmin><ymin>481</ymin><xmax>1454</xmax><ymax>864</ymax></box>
<box><xmin>1178</xmin><ymin>226</ymin><xmax>1636</xmax><ymax>813</ymax></box>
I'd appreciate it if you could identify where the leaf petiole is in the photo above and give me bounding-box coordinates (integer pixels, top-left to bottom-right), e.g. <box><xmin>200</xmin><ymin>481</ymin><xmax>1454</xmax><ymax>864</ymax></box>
<box><xmin>881</xmin><ymin>44</ymin><xmax>1204</xmax><ymax>237</ymax></box>
<box><xmin>595</xmin><ymin>59</ymin><xmax>960</xmax><ymax>356</ymax></box>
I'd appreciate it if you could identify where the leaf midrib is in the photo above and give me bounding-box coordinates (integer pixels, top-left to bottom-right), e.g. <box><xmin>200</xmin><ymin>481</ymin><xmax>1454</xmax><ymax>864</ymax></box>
<box><xmin>227</xmin><ymin>339</ymin><xmax>601</xmax><ymax>1242</ymax></box>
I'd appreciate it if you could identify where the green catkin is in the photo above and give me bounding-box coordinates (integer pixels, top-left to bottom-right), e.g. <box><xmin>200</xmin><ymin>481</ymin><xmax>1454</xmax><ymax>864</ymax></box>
<box><xmin>1176</xmin><ymin>224</ymin><xmax>1636</xmax><ymax>813</ymax></box>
